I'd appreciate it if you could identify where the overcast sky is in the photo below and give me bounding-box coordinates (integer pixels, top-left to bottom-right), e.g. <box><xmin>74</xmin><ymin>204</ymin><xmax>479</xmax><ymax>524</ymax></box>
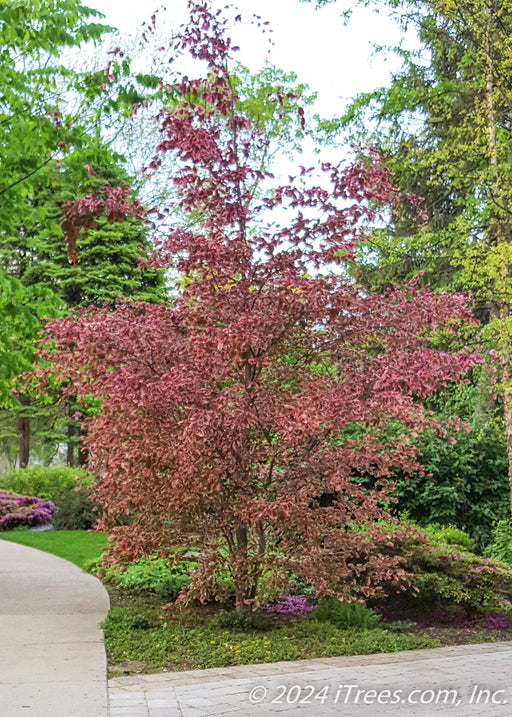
<box><xmin>88</xmin><ymin>0</ymin><xmax>407</xmax><ymax>119</ymax></box>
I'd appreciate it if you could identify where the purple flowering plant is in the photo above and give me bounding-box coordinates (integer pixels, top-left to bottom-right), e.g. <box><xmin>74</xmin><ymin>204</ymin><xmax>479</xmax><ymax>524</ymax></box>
<box><xmin>485</xmin><ymin>612</ymin><xmax>512</xmax><ymax>630</ymax></box>
<box><xmin>263</xmin><ymin>594</ymin><xmax>316</xmax><ymax>616</ymax></box>
<box><xmin>0</xmin><ymin>490</ymin><xmax>56</xmax><ymax>531</ymax></box>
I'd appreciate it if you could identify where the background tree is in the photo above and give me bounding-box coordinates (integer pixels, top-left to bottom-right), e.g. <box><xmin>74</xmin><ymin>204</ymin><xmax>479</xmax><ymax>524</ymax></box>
<box><xmin>0</xmin><ymin>1</ymin><xmax>169</xmax><ymax>468</ymax></box>
<box><xmin>42</xmin><ymin>0</ymin><xmax>482</xmax><ymax>610</ymax></box>
<box><xmin>0</xmin><ymin>274</ymin><xmax>62</xmax><ymax>468</ymax></box>
<box><xmin>307</xmin><ymin>0</ymin><xmax>512</xmax><ymax>511</ymax></box>
<box><xmin>1</xmin><ymin>147</ymin><xmax>167</xmax><ymax>468</ymax></box>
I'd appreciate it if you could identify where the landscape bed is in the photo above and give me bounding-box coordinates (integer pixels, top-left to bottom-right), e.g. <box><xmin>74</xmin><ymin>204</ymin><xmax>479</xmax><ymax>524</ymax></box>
<box><xmin>3</xmin><ymin>529</ymin><xmax>512</xmax><ymax>677</ymax></box>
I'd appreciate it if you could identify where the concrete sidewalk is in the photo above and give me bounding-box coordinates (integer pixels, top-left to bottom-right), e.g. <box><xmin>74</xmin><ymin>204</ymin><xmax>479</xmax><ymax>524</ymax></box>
<box><xmin>0</xmin><ymin>539</ymin><xmax>110</xmax><ymax>717</ymax></box>
<box><xmin>109</xmin><ymin>642</ymin><xmax>512</xmax><ymax>716</ymax></box>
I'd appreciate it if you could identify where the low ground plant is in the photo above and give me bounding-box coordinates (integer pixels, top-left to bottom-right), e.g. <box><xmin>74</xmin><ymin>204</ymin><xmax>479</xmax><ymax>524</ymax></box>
<box><xmin>103</xmin><ymin>557</ymin><xmax>197</xmax><ymax>598</ymax></box>
<box><xmin>315</xmin><ymin>597</ymin><xmax>383</xmax><ymax>631</ymax></box>
<box><xmin>103</xmin><ymin>555</ymin><xmax>238</xmax><ymax>600</ymax></box>
<box><xmin>103</xmin><ymin>605</ymin><xmax>438</xmax><ymax>674</ymax></box>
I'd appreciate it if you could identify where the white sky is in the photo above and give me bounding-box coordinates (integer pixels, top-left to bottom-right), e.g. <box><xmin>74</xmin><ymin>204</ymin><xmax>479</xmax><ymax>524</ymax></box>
<box><xmin>89</xmin><ymin>0</ymin><xmax>407</xmax><ymax>119</ymax></box>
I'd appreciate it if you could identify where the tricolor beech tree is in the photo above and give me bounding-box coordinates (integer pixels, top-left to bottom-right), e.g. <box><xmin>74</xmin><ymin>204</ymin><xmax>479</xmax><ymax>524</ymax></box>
<box><xmin>41</xmin><ymin>1</ymin><xmax>482</xmax><ymax>610</ymax></box>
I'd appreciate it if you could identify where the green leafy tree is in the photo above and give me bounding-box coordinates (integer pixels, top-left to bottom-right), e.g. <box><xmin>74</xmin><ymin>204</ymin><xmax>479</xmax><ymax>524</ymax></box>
<box><xmin>0</xmin><ymin>1</ymin><xmax>167</xmax><ymax>469</ymax></box>
<box><xmin>307</xmin><ymin>0</ymin><xmax>512</xmax><ymax>510</ymax></box>
<box><xmin>0</xmin><ymin>0</ymin><xmax>112</xmax><ymax>237</ymax></box>
<box><xmin>0</xmin><ymin>273</ymin><xmax>62</xmax><ymax>468</ymax></box>
<box><xmin>0</xmin><ymin>0</ymin><xmax>111</xmax><ymax>468</ymax></box>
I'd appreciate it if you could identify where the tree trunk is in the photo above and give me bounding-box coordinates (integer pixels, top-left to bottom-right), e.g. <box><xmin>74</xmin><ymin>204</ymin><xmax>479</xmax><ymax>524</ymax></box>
<box><xmin>233</xmin><ymin>525</ymin><xmax>250</xmax><ymax>612</ymax></box>
<box><xmin>17</xmin><ymin>395</ymin><xmax>30</xmax><ymax>468</ymax></box>
<box><xmin>66</xmin><ymin>421</ymin><xmax>75</xmax><ymax>467</ymax></box>
<box><xmin>494</xmin><ymin>300</ymin><xmax>512</xmax><ymax>513</ymax></box>
<box><xmin>502</xmin><ymin>378</ymin><xmax>512</xmax><ymax>514</ymax></box>
<box><xmin>226</xmin><ymin>525</ymin><xmax>263</xmax><ymax>613</ymax></box>
<box><xmin>483</xmin><ymin>4</ymin><xmax>512</xmax><ymax>512</ymax></box>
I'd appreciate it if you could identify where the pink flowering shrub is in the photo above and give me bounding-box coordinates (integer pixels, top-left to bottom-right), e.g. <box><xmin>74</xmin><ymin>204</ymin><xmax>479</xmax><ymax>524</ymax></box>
<box><xmin>0</xmin><ymin>490</ymin><xmax>56</xmax><ymax>531</ymax></box>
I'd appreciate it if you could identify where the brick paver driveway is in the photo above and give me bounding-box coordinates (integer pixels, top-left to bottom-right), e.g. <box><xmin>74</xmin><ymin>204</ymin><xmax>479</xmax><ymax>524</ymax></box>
<box><xmin>109</xmin><ymin>641</ymin><xmax>512</xmax><ymax>716</ymax></box>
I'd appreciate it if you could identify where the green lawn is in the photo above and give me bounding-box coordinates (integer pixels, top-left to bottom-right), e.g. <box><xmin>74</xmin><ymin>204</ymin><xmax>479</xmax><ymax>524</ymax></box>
<box><xmin>0</xmin><ymin>529</ymin><xmax>108</xmax><ymax>569</ymax></box>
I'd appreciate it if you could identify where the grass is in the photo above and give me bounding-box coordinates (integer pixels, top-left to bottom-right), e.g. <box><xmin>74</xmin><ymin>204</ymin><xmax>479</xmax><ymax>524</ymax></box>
<box><xmin>103</xmin><ymin>602</ymin><xmax>439</xmax><ymax>675</ymax></box>
<box><xmin>0</xmin><ymin>529</ymin><xmax>108</xmax><ymax>569</ymax></box>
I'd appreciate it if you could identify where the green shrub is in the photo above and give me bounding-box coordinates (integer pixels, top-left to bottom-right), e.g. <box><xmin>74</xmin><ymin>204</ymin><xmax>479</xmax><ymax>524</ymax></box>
<box><xmin>374</xmin><ymin>528</ymin><xmax>512</xmax><ymax>620</ymax></box>
<box><xmin>314</xmin><ymin>597</ymin><xmax>382</xmax><ymax>631</ymax></box>
<box><xmin>485</xmin><ymin>518</ymin><xmax>512</xmax><ymax>565</ymax></box>
<box><xmin>0</xmin><ymin>466</ymin><xmax>91</xmax><ymax>502</ymax></box>
<box><xmin>391</xmin><ymin>414</ymin><xmax>509</xmax><ymax>550</ymax></box>
<box><xmin>422</xmin><ymin>524</ymin><xmax>475</xmax><ymax>552</ymax></box>
<box><xmin>52</xmin><ymin>487</ymin><xmax>101</xmax><ymax>530</ymax></box>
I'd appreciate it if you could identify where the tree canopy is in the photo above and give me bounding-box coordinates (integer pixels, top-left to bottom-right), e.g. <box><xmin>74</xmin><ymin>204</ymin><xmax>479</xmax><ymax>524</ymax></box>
<box><xmin>41</xmin><ymin>0</ymin><xmax>482</xmax><ymax>609</ymax></box>
<box><xmin>307</xmin><ymin>0</ymin><xmax>512</xmax><ymax>512</ymax></box>
<box><xmin>0</xmin><ymin>0</ymin><xmax>168</xmax><ymax>467</ymax></box>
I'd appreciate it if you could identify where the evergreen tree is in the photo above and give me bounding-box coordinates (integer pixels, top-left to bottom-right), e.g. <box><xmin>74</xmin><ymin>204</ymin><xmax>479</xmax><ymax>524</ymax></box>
<box><xmin>4</xmin><ymin>147</ymin><xmax>165</xmax><ymax>307</ymax></box>
<box><xmin>309</xmin><ymin>0</ymin><xmax>512</xmax><ymax>510</ymax></box>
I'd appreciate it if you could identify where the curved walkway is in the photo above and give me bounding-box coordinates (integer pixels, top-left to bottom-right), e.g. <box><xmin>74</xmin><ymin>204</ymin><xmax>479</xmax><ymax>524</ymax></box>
<box><xmin>0</xmin><ymin>539</ymin><xmax>110</xmax><ymax>717</ymax></box>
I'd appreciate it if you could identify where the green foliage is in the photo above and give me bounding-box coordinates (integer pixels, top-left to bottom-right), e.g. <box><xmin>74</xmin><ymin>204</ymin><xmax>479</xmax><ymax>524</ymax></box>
<box><xmin>0</xmin><ymin>465</ymin><xmax>91</xmax><ymax>502</ymax></box>
<box><xmin>106</xmin><ymin>606</ymin><xmax>159</xmax><ymax>632</ymax></box>
<box><xmin>0</xmin><ymin>274</ymin><xmax>62</xmax><ymax>407</ymax></box>
<box><xmin>392</xmin><ymin>413</ymin><xmax>509</xmax><ymax>549</ymax></box>
<box><xmin>105</xmin><ymin>557</ymin><xmax>197</xmax><ymax>598</ymax></box>
<box><xmin>376</xmin><ymin>530</ymin><xmax>512</xmax><ymax>618</ymax></box>
<box><xmin>103</xmin><ymin>607</ymin><xmax>438</xmax><ymax>674</ymax></box>
<box><xmin>232</xmin><ymin>63</ymin><xmax>317</xmax><ymax>156</ymax></box>
<box><xmin>216</xmin><ymin>609</ymin><xmax>273</xmax><ymax>632</ymax></box>
<box><xmin>318</xmin><ymin>0</ymin><xmax>512</xmax><ymax>513</ymax></box>
<box><xmin>315</xmin><ymin>597</ymin><xmax>383</xmax><ymax>631</ymax></box>
<box><xmin>422</xmin><ymin>524</ymin><xmax>475</xmax><ymax>552</ymax></box>
<box><xmin>52</xmin><ymin>486</ymin><xmax>101</xmax><ymax>530</ymax></box>
<box><xmin>16</xmin><ymin>151</ymin><xmax>166</xmax><ymax>308</ymax></box>
<box><xmin>0</xmin><ymin>529</ymin><xmax>108</xmax><ymax>569</ymax></box>
<box><xmin>0</xmin><ymin>1</ymin><xmax>112</xmax><ymax>246</ymax></box>
<box><xmin>0</xmin><ymin>0</ymin><xmax>167</xmax><ymax>466</ymax></box>
<box><xmin>485</xmin><ymin>519</ymin><xmax>512</xmax><ymax>565</ymax></box>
